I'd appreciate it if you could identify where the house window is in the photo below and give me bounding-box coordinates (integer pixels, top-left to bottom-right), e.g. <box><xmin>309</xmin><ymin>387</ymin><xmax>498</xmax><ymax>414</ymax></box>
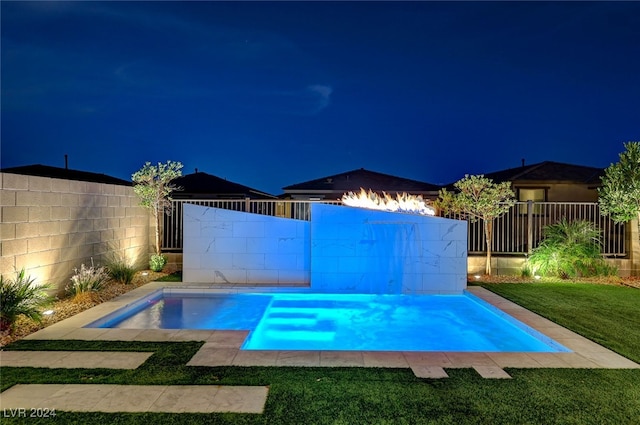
<box><xmin>518</xmin><ymin>188</ymin><xmax>545</xmax><ymax>214</ymax></box>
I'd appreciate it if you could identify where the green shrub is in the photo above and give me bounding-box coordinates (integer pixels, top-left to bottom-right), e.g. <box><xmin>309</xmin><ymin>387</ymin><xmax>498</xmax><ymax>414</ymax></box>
<box><xmin>107</xmin><ymin>259</ymin><xmax>136</xmax><ymax>285</ymax></box>
<box><xmin>0</xmin><ymin>269</ymin><xmax>53</xmax><ymax>333</ymax></box>
<box><xmin>149</xmin><ymin>254</ymin><xmax>168</xmax><ymax>272</ymax></box>
<box><xmin>67</xmin><ymin>260</ymin><xmax>110</xmax><ymax>297</ymax></box>
<box><xmin>527</xmin><ymin>219</ymin><xmax>617</xmax><ymax>278</ymax></box>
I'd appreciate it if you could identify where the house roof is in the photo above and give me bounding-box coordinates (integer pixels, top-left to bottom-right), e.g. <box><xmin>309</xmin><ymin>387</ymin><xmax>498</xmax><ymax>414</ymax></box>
<box><xmin>283</xmin><ymin>168</ymin><xmax>441</xmax><ymax>194</ymax></box>
<box><xmin>171</xmin><ymin>171</ymin><xmax>276</xmax><ymax>199</ymax></box>
<box><xmin>481</xmin><ymin>161</ymin><xmax>604</xmax><ymax>184</ymax></box>
<box><xmin>0</xmin><ymin>164</ymin><xmax>132</xmax><ymax>186</ymax></box>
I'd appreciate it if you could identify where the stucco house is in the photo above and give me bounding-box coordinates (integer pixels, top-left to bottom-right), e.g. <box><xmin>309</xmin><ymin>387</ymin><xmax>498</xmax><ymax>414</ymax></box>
<box><xmin>454</xmin><ymin>160</ymin><xmax>604</xmax><ymax>203</ymax></box>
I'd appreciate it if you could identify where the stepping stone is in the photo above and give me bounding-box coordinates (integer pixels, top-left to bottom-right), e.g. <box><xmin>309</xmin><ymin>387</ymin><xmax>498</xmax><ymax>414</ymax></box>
<box><xmin>411</xmin><ymin>365</ymin><xmax>449</xmax><ymax>379</ymax></box>
<box><xmin>0</xmin><ymin>384</ymin><xmax>269</xmax><ymax>413</ymax></box>
<box><xmin>0</xmin><ymin>351</ymin><xmax>152</xmax><ymax>369</ymax></box>
<box><xmin>473</xmin><ymin>366</ymin><xmax>512</xmax><ymax>379</ymax></box>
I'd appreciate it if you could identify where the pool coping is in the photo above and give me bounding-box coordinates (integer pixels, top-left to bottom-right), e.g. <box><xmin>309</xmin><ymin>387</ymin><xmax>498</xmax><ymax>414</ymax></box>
<box><xmin>20</xmin><ymin>281</ymin><xmax>640</xmax><ymax>370</ymax></box>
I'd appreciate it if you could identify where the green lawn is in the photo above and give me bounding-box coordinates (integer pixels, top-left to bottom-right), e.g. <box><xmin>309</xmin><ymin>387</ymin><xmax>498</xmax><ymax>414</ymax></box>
<box><xmin>481</xmin><ymin>282</ymin><xmax>640</xmax><ymax>363</ymax></box>
<box><xmin>1</xmin><ymin>283</ymin><xmax>639</xmax><ymax>424</ymax></box>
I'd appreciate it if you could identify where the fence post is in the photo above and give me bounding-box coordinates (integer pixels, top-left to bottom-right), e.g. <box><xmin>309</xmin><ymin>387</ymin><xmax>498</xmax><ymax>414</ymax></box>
<box><xmin>628</xmin><ymin>218</ymin><xmax>640</xmax><ymax>276</ymax></box>
<box><xmin>526</xmin><ymin>200</ymin><xmax>533</xmax><ymax>253</ymax></box>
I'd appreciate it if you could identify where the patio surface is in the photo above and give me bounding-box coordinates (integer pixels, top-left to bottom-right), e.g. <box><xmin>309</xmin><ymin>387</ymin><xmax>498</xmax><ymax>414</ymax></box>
<box><xmin>0</xmin><ymin>384</ymin><xmax>268</xmax><ymax>413</ymax></box>
<box><xmin>7</xmin><ymin>281</ymin><xmax>640</xmax><ymax>376</ymax></box>
<box><xmin>2</xmin><ymin>281</ymin><xmax>639</xmax><ymax>415</ymax></box>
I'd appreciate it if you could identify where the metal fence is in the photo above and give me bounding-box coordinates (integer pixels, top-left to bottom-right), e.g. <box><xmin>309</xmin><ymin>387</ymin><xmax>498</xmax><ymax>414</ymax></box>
<box><xmin>163</xmin><ymin>199</ymin><xmax>627</xmax><ymax>257</ymax></box>
<box><xmin>443</xmin><ymin>201</ymin><xmax>625</xmax><ymax>257</ymax></box>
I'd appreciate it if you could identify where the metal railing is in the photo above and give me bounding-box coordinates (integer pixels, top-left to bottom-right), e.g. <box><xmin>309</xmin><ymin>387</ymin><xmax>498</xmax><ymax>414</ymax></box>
<box><xmin>163</xmin><ymin>199</ymin><xmax>627</xmax><ymax>257</ymax></box>
<box><xmin>443</xmin><ymin>201</ymin><xmax>626</xmax><ymax>256</ymax></box>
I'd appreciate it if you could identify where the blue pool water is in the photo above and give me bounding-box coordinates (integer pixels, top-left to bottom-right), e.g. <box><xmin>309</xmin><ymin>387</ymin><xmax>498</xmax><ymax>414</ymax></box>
<box><xmin>86</xmin><ymin>291</ymin><xmax>569</xmax><ymax>352</ymax></box>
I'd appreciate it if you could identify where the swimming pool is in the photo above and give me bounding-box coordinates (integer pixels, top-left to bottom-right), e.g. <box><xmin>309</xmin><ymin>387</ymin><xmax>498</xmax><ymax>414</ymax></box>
<box><xmin>85</xmin><ymin>290</ymin><xmax>569</xmax><ymax>352</ymax></box>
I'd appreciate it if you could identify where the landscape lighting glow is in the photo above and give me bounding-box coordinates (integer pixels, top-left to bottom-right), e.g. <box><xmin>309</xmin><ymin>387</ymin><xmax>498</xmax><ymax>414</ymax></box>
<box><xmin>342</xmin><ymin>188</ymin><xmax>436</xmax><ymax>216</ymax></box>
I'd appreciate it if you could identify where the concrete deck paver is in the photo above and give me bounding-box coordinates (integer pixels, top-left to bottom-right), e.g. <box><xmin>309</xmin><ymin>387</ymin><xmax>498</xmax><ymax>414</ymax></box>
<box><xmin>276</xmin><ymin>350</ymin><xmax>320</xmax><ymax>366</ymax></box>
<box><xmin>42</xmin><ymin>384</ymin><xmax>120</xmax><ymax>411</ymax></box>
<box><xmin>0</xmin><ymin>384</ymin><xmax>269</xmax><ymax>413</ymax></box>
<box><xmin>485</xmin><ymin>352</ymin><xmax>549</xmax><ymax>368</ymax></box>
<box><xmin>206</xmin><ymin>330</ymin><xmax>249</xmax><ymax>348</ymax></box>
<box><xmin>0</xmin><ymin>351</ymin><xmax>152</xmax><ymax>369</ymax></box>
<box><xmin>93</xmin><ymin>385</ymin><xmax>168</xmax><ymax>412</ymax></box>
<box><xmin>186</xmin><ymin>345</ymin><xmax>238</xmax><ymax>366</ymax></box>
<box><xmin>169</xmin><ymin>330</ymin><xmax>215</xmax><ymax>342</ymax></box>
<box><xmin>473</xmin><ymin>366</ymin><xmax>512</xmax><ymax>379</ymax></box>
<box><xmin>444</xmin><ymin>352</ymin><xmax>500</xmax><ymax>368</ymax></box>
<box><xmin>232</xmin><ymin>350</ymin><xmax>280</xmax><ymax>366</ymax></box>
<box><xmin>213</xmin><ymin>386</ymin><xmax>269</xmax><ymax>413</ymax></box>
<box><xmin>411</xmin><ymin>366</ymin><xmax>449</xmax><ymax>379</ymax></box>
<box><xmin>361</xmin><ymin>351</ymin><xmax>410</xmax><ymax>368</ymax></box>
<box><xmin>320</xmin><ymin>350</ymin><xmax>365</xmax><ymax>367</ymax></box>
<box><xmin>95</xmin><ymin>329</ymin><xmax>145</xmax><ymax>341</ymax></box>
<box><xmin>403</xmin><ymin>352</ymin><xmax>454</xmax><ymax>367</ymax></box>
<box><xmin>150</xmin><ymin>385</ymin><xmax>220</xmax><ymax>413</ymax></box>
<box><xmin>0</xmin><ymin>384</ymin><xmax>67</xmax><ymax>409</ymax></box>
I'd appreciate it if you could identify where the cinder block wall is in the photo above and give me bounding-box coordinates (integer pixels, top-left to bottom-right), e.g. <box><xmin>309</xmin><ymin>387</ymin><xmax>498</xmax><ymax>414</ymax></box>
<box><xmin>0</xmin><ymin>172</ymin><xmax>152</xmax><ymax>293</ymax></box>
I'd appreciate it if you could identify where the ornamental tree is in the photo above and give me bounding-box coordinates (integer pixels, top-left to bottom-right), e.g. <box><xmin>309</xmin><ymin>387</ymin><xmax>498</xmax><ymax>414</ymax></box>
<box><xmin>132</xmin><ymin>161</ymin><xmax>183</xmax><ymax>256</ymax></box>
<box><xmin>598</xmin><ymin>141</ymin><xmax>640</xmax><ymax>224</ymax></box>
<box><xmin>434</xmin><ymin>174</ymin><xmax>515</xmax><ymax>275</ymax></box>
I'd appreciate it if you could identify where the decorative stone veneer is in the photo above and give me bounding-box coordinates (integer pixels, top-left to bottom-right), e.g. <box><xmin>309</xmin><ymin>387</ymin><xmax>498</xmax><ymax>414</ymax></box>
<box><xmin>0</xmin><ymin>172</ymin><xmax>151</xmax><ymax>293</ymax></box>
<box><xmin>310</xmin><ymin>204</ymin><xmax>467</xmax><ymax>294</ymax></box>
<box><xmin>183</xmin><ymin>203</ymin><xmax>468</xmax><ymax>294</ymax></box>
<box><xmin>183</xmin><ymin>204</ymin><xmax>310</xmax><ymax>284</ymax></box>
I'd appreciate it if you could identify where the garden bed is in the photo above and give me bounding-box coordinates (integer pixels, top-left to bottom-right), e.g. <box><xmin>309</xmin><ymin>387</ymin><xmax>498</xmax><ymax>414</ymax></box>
<box><xmin>0</xmin><ymin>270</ymin><xmax>171</xmax><ymax>348</ymax></box>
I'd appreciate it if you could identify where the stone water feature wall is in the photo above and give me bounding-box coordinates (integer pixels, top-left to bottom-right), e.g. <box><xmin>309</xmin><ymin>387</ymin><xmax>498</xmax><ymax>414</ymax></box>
<box><xmin>182</xmin><ymin>204</ymin><xmax>310</xmax><ymax>285</ymax></box>
<box><xmin>183</xmin><ymin>203</ymin><xmax>467</xmax><ymax>294</ymax></box>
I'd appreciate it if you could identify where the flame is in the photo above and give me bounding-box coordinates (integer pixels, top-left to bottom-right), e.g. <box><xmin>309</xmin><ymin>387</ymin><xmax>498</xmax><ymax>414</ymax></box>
<box><xmin>341</xmin><ymin>188</ymin><xmax>436</xmax><ymax>216</ymax></box>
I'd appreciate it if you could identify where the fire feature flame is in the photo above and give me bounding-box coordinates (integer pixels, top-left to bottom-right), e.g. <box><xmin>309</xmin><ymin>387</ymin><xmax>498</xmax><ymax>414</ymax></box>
<box><xmin>341</xmin><ymin>188</ymin><xmax>436</xmax><ymax>216</ymax></box>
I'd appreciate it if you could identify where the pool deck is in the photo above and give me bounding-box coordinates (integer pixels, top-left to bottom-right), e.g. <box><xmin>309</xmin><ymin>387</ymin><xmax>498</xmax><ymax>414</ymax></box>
<box><xmin>4</xmin><ymin>282</ymin><xmax>637</xmax><ymax>414</ymax></box>
<box><xmin>13</xmin><ymin>281</ymin><xmax>640</xmax><ymax>376</ymax></box>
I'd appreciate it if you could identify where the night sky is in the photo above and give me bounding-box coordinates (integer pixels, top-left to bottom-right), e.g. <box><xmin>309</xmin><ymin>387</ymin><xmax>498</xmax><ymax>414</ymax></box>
<box><xmin>2</xmin><ymin>1</ymin><xmax>639</xmax><ymax>195</ymax></box>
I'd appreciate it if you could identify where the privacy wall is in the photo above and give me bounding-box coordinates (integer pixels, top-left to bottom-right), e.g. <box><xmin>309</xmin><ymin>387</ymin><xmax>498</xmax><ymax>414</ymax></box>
<box><xmin>183</xmin><ymin>203</ymin><xmax>467</xmax><ymax>294</ymax></box>
<box><xmin>183</xmin><ymin>204</ymin><xmax>310</xmax><ymax>284</ymax></box>
<box><xmin>0</xmin><ymin>172</ymin><xmax>151</xmax><ymax>292</ymax></box>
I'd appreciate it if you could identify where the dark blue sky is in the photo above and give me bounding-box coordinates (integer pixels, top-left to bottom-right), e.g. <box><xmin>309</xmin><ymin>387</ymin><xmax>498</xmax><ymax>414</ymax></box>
<box><xmin>2</xmin><ymin>1</ymin><xmax>639</xmax><ymax>194</ymax></box>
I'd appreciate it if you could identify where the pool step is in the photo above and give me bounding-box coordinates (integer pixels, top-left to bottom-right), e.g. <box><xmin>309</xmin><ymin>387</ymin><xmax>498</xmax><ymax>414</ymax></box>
<box><xmin>259</xmin><ymin>307</ymin><xmax>337</xmax><ymax>342</ymax></box>
<box><xmin>264</xmin><ymin>329</ymin><xmax>335</xmax><ymax>341</ymax></box>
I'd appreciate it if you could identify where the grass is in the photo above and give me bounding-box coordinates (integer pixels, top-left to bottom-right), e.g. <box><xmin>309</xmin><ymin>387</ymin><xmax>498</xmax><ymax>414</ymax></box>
<box><xmin>481</xmin><ymin>282</ymin><xmax>640</xmax><ymax>363</ymax></box>
<box><xmin>1</xmin><ymin>282</ymin><xmax>640</xmax><ymax>424</ymax></box>
<box><xmin>156</xmin><ymin>271</ymin><xmax>182</xmax><ymax>282</ymax></box>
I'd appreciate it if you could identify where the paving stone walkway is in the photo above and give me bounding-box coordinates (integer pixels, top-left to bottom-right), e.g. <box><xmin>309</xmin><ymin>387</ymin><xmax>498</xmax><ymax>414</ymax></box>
<box><xmin>0</xmin><ymin>351</ymin><xmax>153</xmax><ymax>369</ymax></box>
<box><xmin>0</xmin><ymin>384</ymin><xmax>269</xmax><ymax>413</ymax></box>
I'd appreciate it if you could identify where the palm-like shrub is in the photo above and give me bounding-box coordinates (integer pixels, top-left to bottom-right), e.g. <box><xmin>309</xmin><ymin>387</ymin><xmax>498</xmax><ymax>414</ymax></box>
<box><xmin>527</xmin><ymin>219</ymin><xmax>616</xmax><ymax>278</ymax></box>
<box><xmin>0</xmin><ymin>269</ymin><xmax>53</xmax><ymax>333</ymax></box>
